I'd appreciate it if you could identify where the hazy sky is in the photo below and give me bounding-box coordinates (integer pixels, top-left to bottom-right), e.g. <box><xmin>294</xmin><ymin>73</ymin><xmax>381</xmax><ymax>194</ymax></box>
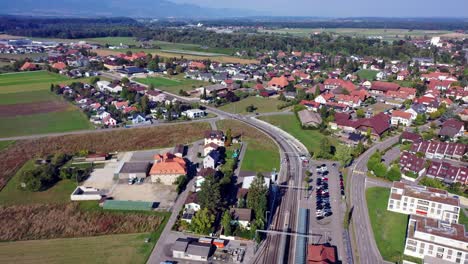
<box><xmin>172</xmin><ymin>0</ymin><xmax>468</xmax><ymax>17</ymax></box>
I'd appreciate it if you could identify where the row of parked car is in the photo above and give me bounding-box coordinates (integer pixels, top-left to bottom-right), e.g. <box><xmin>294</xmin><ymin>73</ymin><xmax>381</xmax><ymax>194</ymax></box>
<box><xmin>316</xmin><ymin>164</ymin><xmax>332</xmax><ymax>220</ymax></box>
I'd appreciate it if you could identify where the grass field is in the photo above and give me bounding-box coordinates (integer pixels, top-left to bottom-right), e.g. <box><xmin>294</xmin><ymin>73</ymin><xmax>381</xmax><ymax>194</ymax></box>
<box><xmin>218</xmin><ymin>96</ymin><xmax>284</xmax><ymax>114</ymax></box>
<box><xmin>0</xmin><ymin>140</ymin><xmax>14</xmax><ymax>152</ymax></box>
<box><xmin>258</xmin><ymin>114</ymin><xmax>329</xmax><ymax>154</ymax></box>
<box><xmin>366</xmin><ymin>187</ymin><xmax>409</xmax><ymax>263</ymax></box>
<box><xmin>459</xmin><ymin>208</ymin><xmax>468</xmax><ymax>227</ymax></box>
<box><xmin>0</xmin><ymin>160</ymin><xmax>77</xmax><ymax>206</ymax></box>
<box><xmin>357</xmin><ymin>69</ymin><xmax>379</xmax><ymax>81</ymax></box>
<box><xmin>0</xmin><ymin>233</ymin><xmax>157</xmax><ymax>264</ymax></box>
<box><xmin>0</xmin><ymin>71</ymin><xmax>95</xmax><ymax>138</ymax></box>
<box><xmin>259</xmin><ymin>28</ymin><xmax>457</xmax><ymax>41</ymax></box>
<box><xmin>217</xmin><ymin>119</ymin><xmax>280</xmax><ymax>172</ymax></box>
<box><xmin>135</xmin><ymin>76</ymin><xmax>207</xmax><ymax>93</ymax></box>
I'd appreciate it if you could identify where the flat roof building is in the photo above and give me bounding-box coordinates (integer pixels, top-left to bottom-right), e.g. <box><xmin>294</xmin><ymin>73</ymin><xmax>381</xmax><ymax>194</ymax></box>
<box><xmin>388</xmin><ymin>182</ymin><xmax>460</xmax><ymax>224</ymax></box>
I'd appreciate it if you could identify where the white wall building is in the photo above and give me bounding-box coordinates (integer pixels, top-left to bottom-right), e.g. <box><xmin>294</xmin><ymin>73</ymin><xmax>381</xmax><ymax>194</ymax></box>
<box><xmin>182</xmin><ymin>109</ymin><xmax>206</xmax><ymax>119</ymax></box>
<box><xmin>387</xmin><ymin>182</ymin><xmax>460</xmax><ymax>224</ymax></box>
<box><xmin>404</xmin><ymin>215</ymin><xmax>468</xmax><ymax>263</ymax></box>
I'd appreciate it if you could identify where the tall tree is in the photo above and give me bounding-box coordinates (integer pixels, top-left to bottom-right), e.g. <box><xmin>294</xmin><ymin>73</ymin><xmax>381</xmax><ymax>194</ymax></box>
<box><xmin>247</xmin><ymin>173</ymin><xmax>268</xmax><ymax>222</ymax></box>
<box><xmin>190</xmin><ymin>208</ymin><xmax>215</xmax><ymax>235</ymax></box>
<box><xmin>198</xmin><ymin>175</ymin><xmax>221</xmax><ymax>212</ymax></box>
<box><xmin>221</xmin><ymin>210</ymin><xmax>233</xmax><ymax>236</ymax></box>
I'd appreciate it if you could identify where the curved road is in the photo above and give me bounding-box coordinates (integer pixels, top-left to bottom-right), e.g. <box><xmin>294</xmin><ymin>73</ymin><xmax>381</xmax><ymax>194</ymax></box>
<box><xmin>348</xmin><ymin>135</ymin><xmax>399</xmax><ymax>264</ymax></box>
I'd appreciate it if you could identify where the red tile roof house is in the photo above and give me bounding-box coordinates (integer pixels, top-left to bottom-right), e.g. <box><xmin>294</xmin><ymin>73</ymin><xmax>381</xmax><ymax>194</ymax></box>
<box><xmin>331</xmin><ymin>112</ymin><xmax>390</xmax><ymax>139</ymax></box>
<box><xmin>397</xmin><ymin>70</ymin><xmax>410</xmax><ymax>80</ymax></box>
<box><xmin>439</xmin><ymin>119</ymin><xmax>465</xmax><ymax>139</ymax></box>
<box><xmin>324</xmin><ymin>78</ymin><xmax>356</xmax><ymax>93</ymax></box>
<box><xmin>314</xmin><ymin>92</ymin><xmax>335</xmax><ymax>105</ymax></box>
<box><xmin>386</xmin><ymin>87</ymin><xmax>417</xmax><ymax>101</ymax></box>
<box><xmin>307</xmin><ymin>244</ymin><xmax>337</xmax><ymax>264</ymax></box>
<box><xmin>399</xmin><ymin>151</ymin><xmax>426</xmax><ymax>179</ymax></box>
<box><xmin>391</xmin><ymin>110</ymin><xmax>413</xmax><ymax>126</ymax></box>
<box><xmin>335</xmin><ymin>94</ymin><xmax>361</xmax><ymax>108</ymax></box>
<box><xmin>428</xmin><ymin>79</ymin><xmax>454</xmax><ymax>91</ymax></box>
<box><xmin>401</xmin><ymin>131</ymin><xmax>422</xmax><ymax>143</ymax></box>
<box><xmin>426</xmin><ymin>161</ymin><xmax>468</xmax><ymax>185</ymax></box>
<box><xmin>20</xmin><ymin>62</ymin><xmax>38</xmax><ymax>71</ymax></box>
<box><xmin>52</xmin><ymin>61</ymin><xmax>67</xmax><ymax>71</ymax></box>
<box><xmin>369</xmin><ymin>81</ymin><xmax>400</xmax><ymax>95</ymax></box>
<box><xmin>410</xmin><ymin>140</ymin><xmax>467</xmax><ymax>160</ymax></box>
<box><xmin>300</xmin><ymin>100</ymin><xmax>321</xmax><ymax>112</ymax></box>
<box><xmin>420</xmin><ymin>71</ymin><xmax>457</xmax><ymax>81</ymax></box>
<box><xmin>267</xmin><ymin>76</ymin><xmax>289</xmax><ymax>90</ymax></box>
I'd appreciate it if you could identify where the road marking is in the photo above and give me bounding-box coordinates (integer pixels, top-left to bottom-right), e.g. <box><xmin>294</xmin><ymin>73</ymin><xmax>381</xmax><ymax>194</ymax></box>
<box><xmin>353</xmin><ymin>170</ymin><xmax>366</xmax><ymax>175</ymax></box>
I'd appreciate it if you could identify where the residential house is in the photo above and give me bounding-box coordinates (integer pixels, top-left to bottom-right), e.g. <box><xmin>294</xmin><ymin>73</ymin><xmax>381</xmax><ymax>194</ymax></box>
<box><xmin>238</xmin><ymin>171</ymin><xmax>273</xmax><ymax>189</ymax></box>
<box><xmin>149</xmin><ymin>153</ymin><xmax>187</xmax><ymax>184</ymax></box>
<box><xmin>203</xmin><ymin>142</ymin><xmax>219</xmax><ymax>157</ymax></box>
<box><xmin>307</xmin><ymin>244</ymin><xmax>337</xmax><ymax>264</ymax></box>
<box><xmin>410</xmin><ymin>141</ymin><xmax>467</xmax><ymax>160</ymax></box>
<box><xmin>426</xmin><ymin>162</ymin><xmax>468</xmax><ymax>185</ymax></box>
<box><xmin>230</xmin><ymin>208</ymin><xmax>253</xmax><ymax>229</ymax></box>
<box><xmin>399</xmin><ymin>151</ymin><xmax>426</xmax><ymax>177</ymax></box>
<box><xmin>268</xmin><ymin>76</ymin><xmax>289</xmax><ymax>90</ymax></box>
<box><xmin>314</xmin><ymin>93</ymin><xmax>334</xmax><ymax>105</ymax></box>
<box><xmin>204</xmin><ymin>130</ymin><xmax>225</xmax><ymax>147</ymax></box>
<box><xmin>203</xmin><ymin>150</ymin><xmax>221</xmax><ymax>169</ymax></box>
<box><xmin>335</xmin><ymin>94</ymin><xmax>361</xmax><ymax>108</ymax></box>
<box><xmin>369</xmin><ymin>81</ymin><xmax>400</xmax><ymax>94</ymax></box>
<box><xmin>397</xmin><ymin>70</ymin><xmax>410</xmax><ymax>81</ymax></box>
<box><xmin>182</xmin><ymin>193</ymin><xmax>201</xmax><ymax>223</ymax></box>
<box><xmin>20</xmin><ymin>62</ymin><xmax>38</xmax><ymax>71</ymax></box>
<box><xmin>391</xmin><ymin>110</ymin><xmax>413</xmax><ymax>126</ymax></box>
<box><xmin>300</xmin><ymin>100</ymin><xmax>321</xmax><ymax>112</ymax></box>
<box><xmin>182</xmin><ymin>109</ymin><xmax>206</xmax><ymax>119</ymax></box>
<box><xmin>297</xmin><ymin>110</ymin><xmax>322</xmax><ymax>128</ymax></box>
<box><xmin>387</xmin><ymin>181</ymin><xmax>460</xmax><ymax>223</ymax></box>
<box><xmin>130</xmin><ymin>113</ymin><xmax>147</xmax><ymax>125</ymax></box>
<box><xmin>194</xmin><ymin>168</ymin><xmax>215</xmax><ymax>192</ymax></box>
<box><xmin>439</xmin><ymin>119</ymin><xmax>464</xmax><ymax>139</ymax></box>
<box><xmin>401</xmin><ymin>131</ymin><xmax>422</xmax><ymax>143</ymax></box>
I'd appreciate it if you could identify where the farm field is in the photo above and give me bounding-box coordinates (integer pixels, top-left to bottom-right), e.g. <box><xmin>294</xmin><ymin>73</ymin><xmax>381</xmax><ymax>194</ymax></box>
<box><xmin>0</xmin><ymin>122</ymin><xmax>210</xmax><ymax>190</ymax></box>
<box><xmin>95</xmin><ymin>48</ymin><xmax>257</xmax><ymax>64</ymax></box>
<box><xmin>218</xmin><ymin>96</ymin><xmax>284</xmax><ymax>114</ymax></box>
<box><xmin>258</xmin><ymin>114</ymin><xmax>329</xmax><ymax>154</ymax></box>
<box><xmin>0</xmin><ymin>233</ymin><xmax>155</xmax><ymax>264</ymax></box>
<box><xmin>0</xmin><ymin>140</ymin><xmax>14</xmax><ymax>151</ymax></box>
<box><xmin>357</xmin><ymin>69</ymin><xmax>379</xmax><ymax>81</ymax></box>
<box><xmin>135</xmin><ymin>75</ymin><xmax>207</xmax><ymax>93</ymax></box>
<box><xmin>366</xmin><ymin>187</ymin><xmax>409</xmax><ymax>263</ymax></box>
<box><xmin>217</xmin><ymin>119</ymin><xmax>280</xmax><ymax>172</ymax></box>
<box><xmin>259</xmin><ymin>28</ymin><xmax>458</xmax><ymax>41</ymax></box>
<box><xmin>0</xmin><ymin>160</ymin><xmax>77</xmax><ymax>206</ymax></box>
<box><xmin>0</xmin><ymin>71</ymin><xmax>96</xmax><ymax>138</ymax></box>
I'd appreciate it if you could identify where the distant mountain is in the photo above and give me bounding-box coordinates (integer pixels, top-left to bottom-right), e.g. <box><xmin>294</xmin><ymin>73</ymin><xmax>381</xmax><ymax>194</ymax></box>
<box><xmin>0</xmin><ymin>0</ymin><xmax>261</xmax><ymax>18</ymax></box>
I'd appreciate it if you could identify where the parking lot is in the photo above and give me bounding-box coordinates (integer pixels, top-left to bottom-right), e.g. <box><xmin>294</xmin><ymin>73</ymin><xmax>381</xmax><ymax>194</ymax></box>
<box><xmin>299</xmin><ymin>160</ymin><xmax>348</xmax><ymax>263</ymax></box>
<box><xmin>110</xmin><ymin>179</ymin><xmax>177</xmax><ymax>209</ymax></box>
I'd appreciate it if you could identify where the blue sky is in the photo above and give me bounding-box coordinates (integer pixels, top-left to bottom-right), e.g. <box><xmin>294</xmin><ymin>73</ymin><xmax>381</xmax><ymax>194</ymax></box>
<box><xmin>172</xmin><ymin>0</ymin><xmax>468</xmax><ymax>17</ymax></box>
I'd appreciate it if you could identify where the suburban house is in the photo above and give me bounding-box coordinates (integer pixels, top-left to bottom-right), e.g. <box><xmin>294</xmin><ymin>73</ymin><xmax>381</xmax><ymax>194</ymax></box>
<box><xmin>314</xmin><ymin>92</ymin><xmax>334</xmax><ymax>105</ymax></box>
<box><xmin>300</xmin><ymin>100</ymin><xmax>321</xmax><ymax>112</ymax></box>
<box><xmin>203</xmin><ymin>150</ymin><xmax>221</xmax><ymax>169</ymax></box>
<box><xmin>387</xmin><ymin>181</ymin><xmax>460</xmax><ymax>223</ymax></box>
<box><xmin>401</xmin><ymin>131</ymin><xmax>422</xmax><ymax>143</ymax></box>
<box><xmin>410</xmin><ymin>141</ymin><xmax>467</xmax><ymax>160</ymax></box>
<box><xmin>130</xmin><ymin>113</ymin><xmax>147</xmax><ymax>125</ymax></box>
<box><xmin>149</xmin><ymin>153</ymin><xmax>187</xmax><ymax>184</ymax></box>
<box><xmin>399</xmin><ymin>151</ymin><xmax>426</xmax><ymax>178</ymax></box>
<box><xmin>182</xmin><ymin>109</ymin><xmax>206</xmax><ymax>119</ymax></box>
<box><xmin>297</xmin><ymin>110</ymin><xmax>322</xmax><ymax>128</ymax></box>
<box><xmin>267</xmin><ymin>76</ymin><xmax>289</xmax><ymax>90</ymax></box>
<box><xmin>182</xmin><ymin>193</ymin><xmax>201</xmax><ymax>223</ymax></box>
<box><xmin>204</xmin><ymin>130</ymin><xmax>225</xmax><ymax>147</ymax></box>
<box><xmin>238</xmin><ymin>171</ymin><xmax>273</xmax><ymax>189</ymax></box>
<box><xmin>203</xmin><ymin>142</ymin><xmax>219</xmax><ymax>156</ymax></box>
<box><xmin>230</xmin><ymin>208</ymin><xmax>253</xmax><ymax>229</ymax></box>
<box><xmin>426</xmin><ymin>162</ymin><xmax>468</xmax><ymax>185</ymax></box>
<box><xmin>96</xmin><ymin>80</ymin><xmax>123</xmax><ymax>93</ymax></box>
<box><xmin>194</xmin><ymin>168</ymin><xmax>215</xmax><ymax>192</ymax></box>
<box><xmin>403</xmin><ymin>215</ymin><xmax>468</xmax><ymax>263</ymax></box>
<box><xmin>391</xmin><ymin>110</ymin><xmax>413</xmax><ymax>126</ymax></box>
<box><xmin>172</xmin><ymin>237</ymin><xmax>212</xmax><ymax>262</ymax></box>
<box><xmin>369</xmin><ymin>81</ymin><xmax>400</xmax><ymax>94</ymax></box>
<box><xmin>332</xmin><ymin>112</ymin><xmax>390</xmax><ymax>139</ymax></box>
<box><xmin>20</xmin><ymin>62</ymin><xmax>38</xmax><ymax>71</ymax></box>
<box><xmin>335</xmin><ymin>94</ymin><xmax>361</xmax><ymax>108</ymax></box>
<box><xmin>439</xmin><ymin>119</ymin><xmax>465</xmax><ymax>139</ymax></box>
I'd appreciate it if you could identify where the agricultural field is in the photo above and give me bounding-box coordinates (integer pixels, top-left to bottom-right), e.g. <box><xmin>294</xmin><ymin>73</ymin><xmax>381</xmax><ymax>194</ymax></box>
<box><xmin>0</xmin><ymin>233</ymin><xmax>156</xmax><ymax>264</ymax></box>
<box><xmin>217</xmin><ymin>119</ymin><xmax>280</xmax><ymax>172</ymax></box>
<box><xmin>0</xmin><ymin>140</ymin><xmax>14</xmax><ymax>152</ymax></box>
<box><xmin>135</xmin><ymin>75</ymin><xmax>207</xmax><ymax>93</ymax></box>
<box><xmin>366</xmin><ymin>187</ymin><xmax>409</xmax><ymax>263</ymax></box>
<box><xmin>0</xmin><ymin>71</ymin><xmax>96</xmax><ymax>138</ymax></box>
<box><xmin>258</xmin><ymin>114</ymin><xmax>330</xmax><ymax>154</ymax></box>
<box><xmin>259</xmin><ymin>28</ymin><xmax>458</xmax><ymax>41</ymax></box>
<box><xmin>0</xmin><ymin>122</ymin><xmax>210</xmax><ymax>190</ymax></box>
<box><xmin>218</xmin><ymin>96</ymin><xmax>284</xmax><ymax>114</ymax></box>
<box><xmin>357</xmin><ymin>69</ymin><xmax>379</xmax><ymax>81</ymax></box>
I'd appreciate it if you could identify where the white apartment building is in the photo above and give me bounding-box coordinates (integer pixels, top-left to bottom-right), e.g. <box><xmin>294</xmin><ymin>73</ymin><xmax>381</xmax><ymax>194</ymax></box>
<box><xmin>388</xmin><ymin>182</ymin><xmax>460</xmax><ymax>224</ymax></box>
<box><xmin>404</xmin><ymin>215</ymin><xmax>468</xmax><ymax>264</ymax></box>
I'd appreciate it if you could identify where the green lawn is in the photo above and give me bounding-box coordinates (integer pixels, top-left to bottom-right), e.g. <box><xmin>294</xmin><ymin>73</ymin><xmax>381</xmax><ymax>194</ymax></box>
<box><xmin>218</xmin><ymin>97</ymin><xmax>284</xmax><ymax>114</ymax></box>
<box><xmin>0</xmin><ymin>110</ymin><xmax>93</xmax><ymax>138</ymax></box>
<box><xmin>0</xmin><ymin>90</ymin><xmax>57</xmax><ymax>105</ymax></box>
<box><xmin>0</xmin><ymin>233</ymin><xmax>156</xmax><ymax>264</ymax></box>
<box><xmin>357</xmin><ymin>69</ymin><xmax>379</xmax><ymax>81</ymax></box>
<box><xmin>366</xmin><ymin>187</ymin><xmax>409</xmax><ymax>263</ymax></box>
<box><xmin>0</xmin><ymin>160</ymin><xmax>78</xmax><ymax>205</ymax></box>
<box><xmin>135</xmin><ymin>76</ymin><xmax>207</xmax><ymax>93</ymax></box>
<box><xmin>216</xmin><ymin>119</ymin><xmax>280</xmax><ymax>173</ymax></box>
<box><xmin>258</xmin><ymin>114</ymin><xmax>329</xmax><ymax>154</ymax></box>
<box><xmin>459</xmin><ymin>208</ymin><xmax>468</xmax><ymax>227</ymax></box>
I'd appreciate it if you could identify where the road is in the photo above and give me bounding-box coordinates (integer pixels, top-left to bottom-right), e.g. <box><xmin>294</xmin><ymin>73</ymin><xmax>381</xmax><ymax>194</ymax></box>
<box><xmin>347</xmin><ymin>135</ymin><xmax>399</xmax><ymax>264</ymax></box>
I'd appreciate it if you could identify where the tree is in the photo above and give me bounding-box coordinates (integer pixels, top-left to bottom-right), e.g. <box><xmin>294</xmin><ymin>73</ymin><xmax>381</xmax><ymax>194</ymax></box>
<box><xmin>167</xmin><ymin>68</ymin><xmax>174</xmax><ymax>75</ymax></box>
<box><xmin>89</xmin><ymin>76</ymin><xmax>100</xmax><ymax>84</ymax></box>
<box><xmin>386</xmin><ymin>165</ymin><xmax>402</xmax><ymax>181</ymax></box>
<box><xmin>198</xmin><ymin>175</ymin><xmax>221</xmax><ymax>212</ymax></box>
<box><xmin>335</xmin><ymin>144</ymin><xmax>353</xmax><ymax>167</ymax></box>
<box><xmin>246</xmin><ymin>104</ymin><xmax>257</xmax><ymax>113</ymax></box>
<box><xmin>356</xmin><ymin>109</ymin><xmax>365</xmax><ymax>118</ymax></box>
<box><xmin>414</xmin><ymin>114</ymin><xmax>427</xmax><ymax>125</ymax></box>
<box><xmin>175</xmin><ymin>65</ymin><xmax>183</xmax><ymax>74</ymax></box>
<box><xmin>225</xmin><ymin>128</ymin><xmax>232</xmax><ymax>146</ymax></box>
<box><xmin>140</xmin><ymin>95</ymin><xmax>149</xmax><ymax>114</ymax></box>
<box><xmin>221</xmin><ymin>210</ymin><xmax>233</xmax><ymax>236</ymax></box>
<box><xmin>247</xmin><ymin>173</ymin><xmax>268</xmax><ymax>222</ymax></box>
<box><xmin>354</xmin><ymin>141</ymin><xmax>365</xmax><ymax>157</ymax></box>
<box><xmin>317</xmin><ymin>138</ymin><xmax>333</xmax><ymax>159</ymax></box>
<box><xmin>147</xmin><ymin>60</ymin><xmax>158</xmax><ymax>71</ymax></box>
<box><xmin>121</xmin><ymin>77</ymin><xmax>130</xmax><ymax>85</ymax></box>
<box><xmin>190</xmin><ymin>208</ymin><xmax>215</xmax><ymax>235</ymax></box>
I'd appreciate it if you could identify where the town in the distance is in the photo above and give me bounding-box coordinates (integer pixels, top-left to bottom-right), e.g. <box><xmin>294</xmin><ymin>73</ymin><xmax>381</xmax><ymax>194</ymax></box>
<box><xmin>0</xmin><ymin>3</ymin><xmax>467</xmax><ymax>264</ymax></box>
